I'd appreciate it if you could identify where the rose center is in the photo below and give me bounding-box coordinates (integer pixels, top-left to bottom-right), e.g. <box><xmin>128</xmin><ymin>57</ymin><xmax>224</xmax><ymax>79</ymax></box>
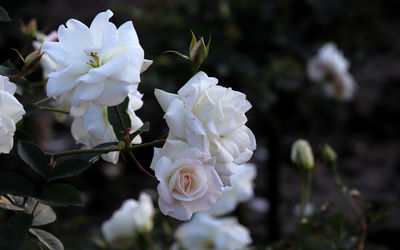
<box><xmin>84</xmin><ymin>49</ymin><xmax>100</xmax><ymax>68</ymax></box>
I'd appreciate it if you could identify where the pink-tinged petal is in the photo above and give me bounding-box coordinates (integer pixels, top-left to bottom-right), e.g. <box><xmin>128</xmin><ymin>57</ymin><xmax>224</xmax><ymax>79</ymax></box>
<box><xmin>70</xmin><ymin>101</ymin><xmax>89</xmax><ymax>117</ymax></box>
<box><xmin>58</xmin><ymin>19</ymin><xmax>92</xmax><ymax>53</ymax></box>
<box><xmin>90</xmin><ymin>10</ymin><xmax>114</xmax><ymax>48</ymax></box>
<box><xmin>164</xmin><ymin>99</ymin><xmax>185</xmax><ymax>139</ymax></box>
<box><xmin>185</xmin><ymin>112</ymin><xmax>209</xmax><ymax>152</ymax></box>
<box><xmin>154</xmin><ymin>89</ymin><xmax>178</xmax><ymax>112</ymax></box>
<box><xmin>140</xmin><ymin>59</ymin><xmax>152</xmax><ymax>73</ymax></box>
<box><xmin>158</xmin><ymin>197</ymin><xmax>193</xmax><ymax>221</ymax></box>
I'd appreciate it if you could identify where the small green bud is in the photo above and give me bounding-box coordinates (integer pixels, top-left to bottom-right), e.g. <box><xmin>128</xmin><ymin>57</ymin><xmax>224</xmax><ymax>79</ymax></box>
<box><xmin>291</xmin><ymin>139</ymin><xmax>314</xmax><ymax>170</ymax></box>
<box><xmin>21</xmin><ymin>50</ymin><xmax>42</xmax><ymax>74</ymax></box>
<box><xmin>322</xmin><ymin>144</ymin><xmax>337</xmax><ymax>164</ymax></box>
<box><xmin>189</xmin><ymin>31</ymin><xmax>211</xmax><ymax>65</ymax></box>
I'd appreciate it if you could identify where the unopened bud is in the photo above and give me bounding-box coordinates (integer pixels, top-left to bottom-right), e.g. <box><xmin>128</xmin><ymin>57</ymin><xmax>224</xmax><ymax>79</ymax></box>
<box><xmin>189</xmin><ymin>31</ymin><xmax>211</xmax><ymax>65</ymax></box>
<box><xmin>24</xmin><ymin>50</ymin><xmax>42</xmax><ymax>66</ymax></box>
<box><xmin>323</xmin><ymin>144</ymin><xmax>337</xmax><ymax>164</ymax></box>
<box><xmin>291</xmin><ymin>139</ymin><xmax>314</xmax><ymax>170</ymax></box>
<box><xmin>21</xmin><ymin>19</ymin><xmax>37</xmax><ymax>37</ymax></box>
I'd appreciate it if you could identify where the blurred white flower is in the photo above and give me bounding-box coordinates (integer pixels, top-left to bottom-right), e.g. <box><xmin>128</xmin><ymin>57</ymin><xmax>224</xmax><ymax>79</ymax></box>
<box><xmin>71</xmin><ymin>92</ymin><xmax>143</xmax><ymax>163</ymax></box>
<box><xmin>0</xmin><ymin>76</ymin><xmax>25</xmax><ymax>154</ymax></box>
<box><xmin>206</xmin><ymin>163</ymin><xmax>257</xmax><ymax>216</ymax></box>
<box><xmin>154</xmin><ymin>71</ymin><xmax>256</xmax><ymax>186</ymax></box>
<box><xmin>43</xmin><ymin>10</ymin><xmax>151</xmax><ymax>116</ymax></box>
<box><xmin>32</xmin><ymin>30</ymin><xmax>58</xmax><ymax>78</ymax></box>
<box><xmin>173</xmin><ymin>213</ymin><xmax>252</xmax><ymax>250</ymax></box>
<box><xmin>101</xmin><ymin>193</ymin><xmax>154</xmax><ymax>248</ymax></box>
<box><xmin>307</xmin><ymin>42</ymin><xmax>356</xmax><ymax>101</ymax></box>
<box><xmin>294</xmin><ymin>202</ymin><xmax>315</xmax><ymax>217</ymax></box>
<box><xmin>150</xmin><ymin>138</ymin><xmax>223</xmax><ymax>221</ymax></box>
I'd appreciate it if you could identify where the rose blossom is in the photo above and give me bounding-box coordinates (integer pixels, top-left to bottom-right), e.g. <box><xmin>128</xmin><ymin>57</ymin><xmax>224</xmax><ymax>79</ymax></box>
<box><xmin>150</xmin><ymin>138</ymin><xmax>223</xmax><ymax>220</ymax></box>
<box><xmin>206</xmin><ymin>163</ymin><xmax>256</xmax><ymax>216</ymax></box>
<box><xmin>307</xmin><ymin>42</ymin><xmax>356</xmax><ymax>101</ymax></box>
<box><xmin>154</xmin><ymin>71</ymin><xmax>256</xmax><ymax>185</ymax></box>
<box><xmin>71</xmin><ymin>92</ymin><xmax>144</xmax><ymax>163</ymax></box>
<box><xmin>42</xmin><ymin>9</ymin><xmax>152</xmax><ymax>116</ymax></box>
<box><xmin>0</xmin><ymin>76</ymin><xmax>25</xmax><ymax>154</ymax></box>
<box><xmin>101</xmin><ymin>192</ymin><xmax>154</xmax><ymax>248</ymax></box>
<box><xmin>173</xmin><ymin>213</ymin><xmax>252</xmax><ymax>250</ymax></box>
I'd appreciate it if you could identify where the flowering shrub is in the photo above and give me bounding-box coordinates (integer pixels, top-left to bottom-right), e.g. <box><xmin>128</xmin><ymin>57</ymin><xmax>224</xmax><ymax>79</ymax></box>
<box><xmin>0</xmin><ymin>4</ymin><xmax>396</xmax><ymax>250</ymax></box>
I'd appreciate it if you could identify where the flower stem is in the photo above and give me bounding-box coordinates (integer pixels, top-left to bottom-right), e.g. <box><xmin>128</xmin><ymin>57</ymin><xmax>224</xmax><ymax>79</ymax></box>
<box><xmin>330</xmin><ymin>162</ymin><xmax>367</xmax><ymax>250</ymax></box>
<box><xmin>44</xmin><ymin>146</ymin><xmax>121</xmax><ymax>158</ymax></box>
<box><xmin>34</xmin><ymin>97</ymin><xmax>52</xmax><ymax>105</ymax></box>
<box><xmin>38</xmin><ymin>106</ymin><xmax>69</xmax><ymax>115</ymax></box>
<box><xmin>43</xmin><ymin>139</ymin><xmax>165</xmax><ymax>158</ymax></box>
<box><xmin>300</xmin><ymin>170</ymin><xmax>312</xmax><ymax>220</ymax></box>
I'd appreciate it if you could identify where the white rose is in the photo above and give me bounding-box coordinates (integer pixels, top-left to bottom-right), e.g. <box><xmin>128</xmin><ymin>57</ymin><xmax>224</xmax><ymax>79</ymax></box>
<box><xmin>101</xmin><ymin>193</ymin><xmax>154</xmax><ymax>248</ymax></box>
<box><xmin>173</xmin><ymin>213</ymin><xmax>252</xmax><ymax>250</ymax></box>
<box><xmin>307</xmin><ymin>42</ymin><xmax>357</xmax><ymax>101</ymax></box>
<box><xmin>71</xmin><ymin>92</ymin><xmax>144</xmax><ymax>163</ymax></box>
<box><xmin>150</xmin><ymin>138</ymin><xmax>223</xmax><ymax>221</ymax></box>
<box><xmin>154</xmin><ymin>71</ymin><xmax>256</xmax><ymax>185</ymax></box>
<box><xmin>0</xmin><ymin>76</ymin><xmax>25</xmax><ymax>154</ymax></box>
<box><xmin>42</xmin><ymin>10</ymin><xmax>151</xmax><ymax>116</ymax></box>
<box><xmin>32</xmin><ymin>30</ymin><xmax>58</xmax><ymax>79</ymax></box>
<box><xmin>206</xmin><ymin>163</ymin><xmax>256</xmax><ymax>216</ymax></box>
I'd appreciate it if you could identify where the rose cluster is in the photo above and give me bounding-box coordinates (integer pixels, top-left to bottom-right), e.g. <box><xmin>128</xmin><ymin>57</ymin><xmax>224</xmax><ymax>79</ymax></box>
<box><xmin>151</xmin><ymin>71</ymin><xmax>256</xmax><ymax>220</ymax></box>
<box><xmin>38</xmin><ymin>10</ymin><xmax>151</xmax><ymax>163</ymax></box>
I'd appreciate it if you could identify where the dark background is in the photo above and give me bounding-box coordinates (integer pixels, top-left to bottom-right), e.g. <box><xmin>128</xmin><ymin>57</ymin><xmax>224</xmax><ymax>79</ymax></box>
<box><xmin>1</xmin><ymin>0</ymin><xmax>399</xmax><ymax>249</ymax></box>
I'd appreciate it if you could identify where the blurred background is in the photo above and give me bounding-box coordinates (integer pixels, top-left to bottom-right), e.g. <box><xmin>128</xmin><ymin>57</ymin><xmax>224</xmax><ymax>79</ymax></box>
<box><xmin>0</xmin><ymin>0</ymin><xmax>399</xmax><ymax>249</ymax></box>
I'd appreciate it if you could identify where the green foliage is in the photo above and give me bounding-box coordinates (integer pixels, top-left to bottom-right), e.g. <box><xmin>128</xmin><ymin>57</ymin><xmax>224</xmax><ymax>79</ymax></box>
<box><xmin>18</xmin><ymin>141</ymin><xmax>49</xmax><ymax>177</ymax></box>
<box><xmin>0</xmin><ymin>213</ymin><xmax>33</xmax><ymax>250</ymax></box>
<box><xmin>38</xmin><ymin>184</ymin><xmax>83</xmax><ymax>207</ymax></box>
<box><xmin>0</xmin><ymin>7</ymin><xmax>11</xmax><ymax>22</ymax></box>
<box><xmin>29</xmin><ymin>228</ymin><xmax>64</xmax><ymax>250</ymax></box>
<box><xmin>49</xmin><ymin>158</ymin><xmax>91</xmax><ymax>180</ymax></box>
<box><xmin>108</xmin><ymin>97</ymin><xmax>131</xmax><ymax>142</ymax></box>
<box><xmin>0</xmin><ymin>172</ymin><xmax>38</xmax><ymax>197</ymax></box>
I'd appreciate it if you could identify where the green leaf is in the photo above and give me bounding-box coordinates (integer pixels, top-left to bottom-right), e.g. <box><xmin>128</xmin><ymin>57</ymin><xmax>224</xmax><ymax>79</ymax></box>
<box><xmin>129</xmin><ymin>121</ymin><xmax>150</xmax><ymax>142</ymax></box>
<box><xmin>0</xmin><ymin>65</ymin><xmax>18</xmax><ymax>75</ymax></box>
<box><xmin>18</xmin><ymin>141</ymin><xmax>49</xmax><ymax>177</ymax></box>
<box><xmin>108</xmin><ymin>97</ymin><xmax>131</xmax><ymax>141</ymax></box>
<box><xmin>0</xmin><ymin>7</ymin><xmax>11</xmax><ymax>22</ymax></box>
<box><xmin>29</xmin><ymin>228</ymin><xmax>64</xmax><ymax>250</ymax></box>
<box><xmin>49</xmin><ymin>158</ymin><xmax>91</xmax><ymax>180</ymax></box>
<box><xmin>0</xmin><ymin>195</ymin><xmax>24</xmax><ymax>211</ymax></box>
<box><xmin>23</xmin><ymin>104</ymin><xmax>40</xmax><ymax>117</ymax></box>
<box><xmin>0</xmin><ymin>172</ymin><xmax>38</xmax><ymax>197</ymax></box>
<box><xmin>0</xmin><ymin>213</ymin><xmax>33</xmax><ymax>250</ymax></box>
<box><xmin>164</xmin><ymin>50</ymin><xmax>190</xmax><ymax>60</ymax></box>
<box><xmin>23</xmin><ymin>198</ymin><xmax>56</xmax><ymax>226</ymax></box>
<box><xmin>38</xmin><ymin>184</ymin><xmax>83</xmax><ymax>207</ymax></box>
